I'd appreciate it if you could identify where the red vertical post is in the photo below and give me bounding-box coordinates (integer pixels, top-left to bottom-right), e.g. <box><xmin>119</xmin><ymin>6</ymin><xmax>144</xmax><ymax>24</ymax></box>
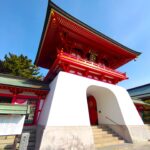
<box><xmin>11</xmin><ymin>94</ymin><xmax>16</xmax><ymax>104</ymax></box>
<box><xmin>11</xmin><ymin>88</ymin><xmax>17</xmax><ymax>104</ymax></box>
<box><xmin>33</xmin><ymin>96</ymin><xmax>41</xmax><ymax>125</ymax></box>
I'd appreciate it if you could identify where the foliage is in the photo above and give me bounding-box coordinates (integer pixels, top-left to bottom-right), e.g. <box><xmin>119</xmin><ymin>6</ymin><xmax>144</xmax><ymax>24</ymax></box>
<box><xmin>0</xmin><ymin>53</ymin><xmax>42</xmax><ymax>80</ymax></box>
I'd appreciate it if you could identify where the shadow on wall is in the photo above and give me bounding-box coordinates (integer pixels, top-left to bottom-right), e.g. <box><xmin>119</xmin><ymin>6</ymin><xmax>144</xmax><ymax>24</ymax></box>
<box><xmin>86</xmin><ymin>85</ymin><xmax>150</xmax><ymax>143</ymax></box>
<box><xmin>86</xmin><ymin>85</ymin><xmax>125</xmax><ymax>125</ymax></box>
<box><xmin>86</xmin><ymin>85</ymin><xmax>134</xmax><ymax>142</ymax></box>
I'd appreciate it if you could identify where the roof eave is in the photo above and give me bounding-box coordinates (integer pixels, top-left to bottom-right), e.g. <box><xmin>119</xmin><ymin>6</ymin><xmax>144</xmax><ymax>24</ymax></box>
<box><xmin>49</xmin><ymin>2</ymin><xmax>141</xmax><ymax>56</ymax></box>
<box><xmin>34</xmin><ymin>0</ymin><xmax>51</xmax><ymax>65</ymax></box>
<box><xmin>35</xmin><ymin>1</ymin><xmax>141</xmax><ymax>66</ymax></box>
<box><xmin>128</xmin><ymin>83</ymin><xmax>150</xmax><ymax>91</ymax></box>
<box><xmin>0</xmin><ymin>73</ymin><xmax>49</xmax><ymax>90</ymax></box>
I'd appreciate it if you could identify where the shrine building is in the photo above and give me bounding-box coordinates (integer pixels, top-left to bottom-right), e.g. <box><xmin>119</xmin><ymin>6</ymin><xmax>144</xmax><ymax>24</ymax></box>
<box><xmin>128</xmin><ymin>84</ymin><xmax>150</xmax><ymax>124</ymax></box>
<box><xmin>34</xmin><ymin>2</ymin><xmax>150</xmax><ymax>149</ymax></box>
<box><xmin>0</xmin><ymin>1</ymin><xmax>150</xmax><ymax>150</ymax></box>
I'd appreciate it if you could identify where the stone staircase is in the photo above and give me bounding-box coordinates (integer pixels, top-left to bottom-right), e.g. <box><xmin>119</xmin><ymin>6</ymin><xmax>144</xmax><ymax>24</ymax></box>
<box><xmin>0</xmin><ymin>135</ymin><xmax>16</xmax><ymax>150</ymax></box>
<box><xmin>92</xmin><ymin>125</ymin><xmax>125</xmax><ymax>148</ymax></box>
<box><xmin>0</xmin><ymin>126</ymin><xmax>37</xmax><ymax>150</ymax></box>
<box><xmin>16</xmin><ymin>126</ymin><xmax>37</xmax><ymax>150</ymax></box>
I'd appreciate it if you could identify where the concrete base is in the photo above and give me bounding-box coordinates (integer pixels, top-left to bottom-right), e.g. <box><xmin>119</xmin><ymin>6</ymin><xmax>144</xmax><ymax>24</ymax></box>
<box><xmin>36</xmin><ymin>125</ymin><xmax>95</xmax><ymax>150</ymax></box>
<box><xmin>128</xmin><ymin>125</ymin><xmax>150</xmax><ymax>143</ymax></box>
<box><xmin>97</xmin><ymin>143</ymin><xmax>150</xmax><ymax>150</ymax></box>
<box><xmin>35</xmin><ymin>125</ymin><xmax>45</xmax><ymax>150</ymax></box>
<box><xmin>107</xmin><ymin>124</ymin><xmax>150</xmax><ymax>143</ymax></box>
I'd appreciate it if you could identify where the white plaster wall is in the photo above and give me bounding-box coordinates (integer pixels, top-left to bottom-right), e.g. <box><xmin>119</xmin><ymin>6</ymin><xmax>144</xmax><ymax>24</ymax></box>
<box><xmin>38</xmin><ymin>71</ymin><xmax>143</xmax><ymax>127</ymax></box>
<box><xmin>38</xmin><ymin>76</ymin><xmax>59</xmax><ymax>126</ymax></box>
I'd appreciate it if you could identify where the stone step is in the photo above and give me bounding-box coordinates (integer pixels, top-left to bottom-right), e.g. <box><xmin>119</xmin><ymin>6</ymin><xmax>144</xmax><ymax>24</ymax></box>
<box><xmin>16</xmin><ymin>125</ymin><xmax>37</xmax><ymax>150</ymax></box>
<box><xmin>92</xmin><ymin>126</ymin><xmax>113</xmax><ymax>131</ymax></box>
<box><xmin>0</xmin><ymin>135</ymin><xmax>15</xmax><ymax>150</ymax></box>
<box><xmin>94</xmin><ymin>136</ymin><xmax>121</xmax><ymax>142</ymax></box>
<box><xmin>27</xmin><ymin>141</ymin><xmax>36</xmax><ymax>147</ymax></box>
<box><xmin>92</xmin><ymin>130</ymin><xmax>116</xmax><ymax>136</ymax></box>
<box><xmin>94</xmin><ymin>137</ymin><xmax>124</xmax><ymax>144</ymax></box>
<box><xmin>95</xmin><ymin>140</ymin><xmax>124</xmax><ymax>148</ymax></box>
<box><xmin>0</xmin><ymin>135</ymin><xmax>15</xmax><ymax>140</ymax></box>
<box><xmin>0</xmin><ymin>138</ymin><xmax>14</xmax><ymax>144</ymax></box>
<box><xmin>93</xmin><ymin>133</ymin><xmax>117</xmax><ymax>138</ymax></box>
<box><xmin>26</xmin><ymin>146</ymin><xmax>36</xmax><ymax>150</ymax></box>
<box><xmin>93</xmin><ymin>130</ymin><xmax>114</xmax><ymax>134</ymax></box>
<box><xmin>0</xmin><ymin>144</ymin><xmax>14</xmax><ymax>149</ymax></box>
<box><xmin>23</xmin><ymin>126</ymin><xmax>36</xmax><ymax>132</ymax></box>
<box><xmin>92</xmin><ymin>126</ymin><xmax>110</xmax><ymax>130</ymax></box>
<box><xmin>92</xmin><ymin>125</ymin><xmax>125</xmax><ymax>148</ymax></box>
<box><xmin>17</xmin><ymin>132</ymin><xmax>36</xmax><ymax>140</ymax></box>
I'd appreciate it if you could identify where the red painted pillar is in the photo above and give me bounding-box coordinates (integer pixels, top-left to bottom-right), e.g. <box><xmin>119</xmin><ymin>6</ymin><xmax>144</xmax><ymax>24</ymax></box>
<box><xmin>33</xmin><ymin>96</ymin><xmax>41</xmax><ymax>125</ymax></box>
<box><xmin>11</xmin><ymin>94</ymin><xmax>16</xmax><ymax>104</ymax></box>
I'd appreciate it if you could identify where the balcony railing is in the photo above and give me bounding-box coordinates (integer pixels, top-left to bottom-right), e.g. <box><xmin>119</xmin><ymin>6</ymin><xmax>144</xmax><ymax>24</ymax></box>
<box><xmin>45</xmin><ymin>51</ymin><xmax>127</xmax><ymax>83</ymax></box>
<box><xmin>59</xmin><ymin>51</ymin><xmax>126</xmax><ymax>76</ymax></box>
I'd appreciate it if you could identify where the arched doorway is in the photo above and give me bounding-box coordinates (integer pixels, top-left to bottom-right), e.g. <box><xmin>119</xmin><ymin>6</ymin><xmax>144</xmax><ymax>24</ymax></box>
<box><xmin>86</xmin><ymin>85</ymin><xmax>125</xmax><ymax>125</ymax></box>
<box><xmin>87</xmin><ymin>95</ymin><xmax>98</xmax><ymax>125</ymax></box>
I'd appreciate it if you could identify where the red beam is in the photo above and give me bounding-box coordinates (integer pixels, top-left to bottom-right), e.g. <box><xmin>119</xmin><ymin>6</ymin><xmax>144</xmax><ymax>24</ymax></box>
<box><xmin>44</xmin><ymin>51</ymin><xmax>127</xmax><ymax>84</ymax></box>
<box><xmin>0</xmin><ymin>85</ymin><xmax>48</xmax><ymax>96</ymax></box>
<box><xmin>0</xmin><ymin>93</ymin><xmax>13</xmax><ymax>97</ymax></box>
<box><xmin>59</xmin><ymin>52</ymin><xmax>126</xmax><ymax>79</ymax></box>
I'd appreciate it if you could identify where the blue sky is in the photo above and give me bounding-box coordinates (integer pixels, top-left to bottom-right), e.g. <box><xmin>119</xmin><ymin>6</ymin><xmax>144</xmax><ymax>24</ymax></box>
<box><xmin>0</xmin><ymin>0</ymin><xmax>150</xmax><ymax>89</ymax></box>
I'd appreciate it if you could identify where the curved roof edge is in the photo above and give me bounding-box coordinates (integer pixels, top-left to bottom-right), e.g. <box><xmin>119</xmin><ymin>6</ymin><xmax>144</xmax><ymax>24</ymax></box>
<box><xmin>128</xmin><ymin>83</ymin><xmax>150</xmax><ymax>91</ymax></box>
<box><xmin>0</xmin><ymin>73</ymin><xmax>49</xmax><ymax>90</ymax></box>
<box><xmin>35</xmin><ymin>1</ymin><xmax>141</xmax><ymax>65</ymax></box>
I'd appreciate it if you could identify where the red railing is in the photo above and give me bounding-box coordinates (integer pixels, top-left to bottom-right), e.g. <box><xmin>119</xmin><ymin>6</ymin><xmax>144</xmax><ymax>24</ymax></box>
<box><xmin>58</xmin><ymin>51</ymin><xmax>126</xmax><ymax>76</ymax></box>
<box><xmin>45</xmin><ymin>51</ymin><xmax>127</xmax><ymax>83</ymax></box>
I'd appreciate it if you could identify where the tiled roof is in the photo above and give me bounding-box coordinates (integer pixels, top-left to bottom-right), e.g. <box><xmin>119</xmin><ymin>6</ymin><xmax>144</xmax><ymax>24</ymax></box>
<box><xmin>128</xmin><ymin>83</ymin><xmax>150</xmax><ymax>98</ymax></box>
<box><xmin>34</xmin><ymin>1</ymin><xmax>141</xmax><ymax>65</ymax></box>
<box><xmin>0</xmin><ymin>73</ymin><xmax>49</xmax><ymax>90</ymax></box>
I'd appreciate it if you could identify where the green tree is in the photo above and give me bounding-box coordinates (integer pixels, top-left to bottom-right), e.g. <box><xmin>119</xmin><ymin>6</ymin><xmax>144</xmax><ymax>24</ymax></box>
<box><xmin>0</xmin><ymin>53</ymin><xmax>42</xmax><ymax>80</ymax></box>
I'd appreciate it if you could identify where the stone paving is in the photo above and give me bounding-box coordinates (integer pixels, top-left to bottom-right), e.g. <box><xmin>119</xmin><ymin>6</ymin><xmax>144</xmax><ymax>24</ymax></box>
<box><xmin>97</xmin><ymin>143</ymin><xmax>150</xmax><ymax>150</ymax></box>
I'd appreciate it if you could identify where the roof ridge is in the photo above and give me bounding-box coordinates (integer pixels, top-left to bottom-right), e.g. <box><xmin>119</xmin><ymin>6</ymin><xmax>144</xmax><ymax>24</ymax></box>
<box><xmin>0</xmin><ymin>73</ymin><xmax>46</xmax><ymax>84</ymax></box>
<box><xmin>128</xmin><ymin>83</ymin><xmax>150</xmax><ymax>91</ymax></box>
<box><xmin>49</xmin><ymin>1</ymin><xmax>141</xmax><ymax>56</ymax></box>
